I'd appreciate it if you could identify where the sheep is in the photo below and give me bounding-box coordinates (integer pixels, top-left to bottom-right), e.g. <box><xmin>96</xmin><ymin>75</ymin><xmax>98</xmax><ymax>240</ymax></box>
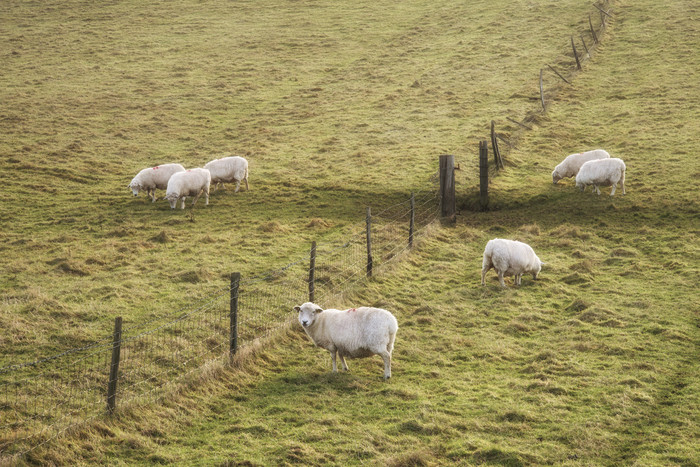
<box><xmin>294</xmin><ymin>302</ymin><xmax>398</xmax><ymax>380</ymax></box>
<box><xmin>164</xmin><ymin>168</ymin><xmax>211</xmax><ymax>209</ymax></box>
<box><xmin>552</xmin><ymin>149</ymin><xmax>610</xmax><ymax>184</ymax></box>
<box><xmin>481</xmin><ymin>239</ymin><xmax>544</xmax><ymax>288</ymax></box>
<box><xmin>203</xmin><ymin>156</ymin><xmax>249</xmax><ymax>193</ymax></box>
<box><xmin>575</xmin><ymin>157</ymin><xmax>626</xmax><ymax>196</ymax></box>
<box><xmin>128</xmin><ymin>163</ymin><xmax>185</xmax><ymax>202</ymax></box>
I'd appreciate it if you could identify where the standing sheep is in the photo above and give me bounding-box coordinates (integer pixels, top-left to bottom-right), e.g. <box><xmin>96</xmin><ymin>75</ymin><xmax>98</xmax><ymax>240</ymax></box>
<box><xmin>164</xmin><ymin>168</ymin><xmax>211</xmax><ymax>209</ymax></box>
<box><xmin>481</xmin><ymin>239</ymin><xmax>544</xmax><ymax>288</ymax></box>
<box><xmin>203</xmin><ymin>156</ymin><xmax>249</xmax><ymax>193</ymax></box>
<box><xmin>128</xmin><ymin>163</ymin><xmax>185</xmax><ymax>202</ymax></box>
<box><xmin>575</xmin><ymin>158</ymin><xmax>626</xmax><ymax>196</ymax></box>
<box><xmin>294</xmin><ymin>302</ymin><xmax>398</xmax><ymax>380</ymax></box>
<box><xmin>552</xmin><ymin>149</ymin><xmax>610</xmax><ymax>184</ymax></box>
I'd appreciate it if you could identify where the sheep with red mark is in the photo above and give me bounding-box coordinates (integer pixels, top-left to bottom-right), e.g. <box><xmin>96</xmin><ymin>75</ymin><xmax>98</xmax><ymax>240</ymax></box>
<box><xmin>294</xmin><ymin>302</ymin><xmax>398</xmax><ymax>380</ymax></box>
<box><xmin>203</xmin><ymin>156</ymin><xmax>249</xmax><ymax>193</ymax></box>
<box><xmin>164</xmin><ymin>168</ymin><xmax>211</xmax><ymax>209</ymax></box>
<box><xmin>552</xmin><ymin>149</ymin><xmax>610</xmax><ymax>184</ymax></box>
<box><xmin>128</xmin><ymin>163</ymin><xmax>185</xmax><ymax>202</ymax></box>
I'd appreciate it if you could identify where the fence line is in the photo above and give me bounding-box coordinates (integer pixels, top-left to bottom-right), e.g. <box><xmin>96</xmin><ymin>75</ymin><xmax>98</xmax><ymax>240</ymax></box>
<box><xmin>0</xmin><ymin>183</ymin><xmax>440</xmax><ymax>463</ymax></box>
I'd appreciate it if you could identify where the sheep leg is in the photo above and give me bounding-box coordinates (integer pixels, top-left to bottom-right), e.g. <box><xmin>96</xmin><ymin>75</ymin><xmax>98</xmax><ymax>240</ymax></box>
<box><xmin>339</xmin><ymin>355</ymin><xmax>349</xmax><ymax>372</ymax></box>
<box><xmin>498</xmin><ymin>270</ymin><xmax>507</xmax><ymax>288</ymax></box>
<box><xmin>204</xmin><ymin>188</ymin><xmax>209</xmax><ymax>205</ymax></box>
<box><xmin>191</xmin><ymin>191</ymin><xmax>201</xmax><ymax>206</ymax></box>
<box><xmin>149</xmin><ymin>189</ymin><xmax>157</xmax><ymax>202</ymax></box>
<box><xmin>244</xmin><ymin>178</ymin><xmax>249</xmax><ymax>191</ymax></box>
<box><xmin>610</xmin><ymin>182</ymin><xmax>617</xmax><ymax>196</ymax></box>
<box><xmin>234</xmin><ymin>180</ymin><xmax>241</xmax><ymax>193</ymax></box>
<box><xmin>330</xmin><ymin>350</ymin><xmax>338</xmax><ymax>372</ymax></box>
<box><xmin>379</xmin><ymin>351</ymin><xmax>392</xmax><ymax>380</ymax></box>
<box><xmin>595</xmin><ymin>185</ymin><xmax>601</xmax><ymax>195</ymax></box>
<box><xmin>515</xmin><ymin>274</ymin><xmax>522</xmax><ymax>286</ymax></box>
<box><xmin>481</xmin><ymin>260</ymin><xmax>492</xmax><ymax>286</ymax></box>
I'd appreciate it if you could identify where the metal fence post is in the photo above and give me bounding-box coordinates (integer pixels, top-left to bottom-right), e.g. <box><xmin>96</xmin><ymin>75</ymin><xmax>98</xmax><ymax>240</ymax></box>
<box><xmin>309</xmin><ymin>241</ymin><xmax>316</xmax><ymax>302</ymax></box>
<box><xmin>366</xmin><ymin>207</ymin><xmax>373</xmax><ymax>277</ymax></box>
<box><xmin>107</xmin><ymin>316</ymin><xmax>122</xmax><ymax>414</ymax></box>
<box><xmin>230</xmin><ymin>273</ymin><xmax>240</xmax><ymax>360</ymax></box>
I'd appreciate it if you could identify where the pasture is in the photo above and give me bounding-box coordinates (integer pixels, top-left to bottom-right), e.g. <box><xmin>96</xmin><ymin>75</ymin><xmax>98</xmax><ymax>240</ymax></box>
<box><xmin>1</xmin><ymin>0</ymin><xmax>698</xmax><ymax>464</ymax></box>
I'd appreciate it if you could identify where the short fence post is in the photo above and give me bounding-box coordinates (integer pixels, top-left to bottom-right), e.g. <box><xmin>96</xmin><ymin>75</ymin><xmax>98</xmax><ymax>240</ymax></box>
<box><xmin>439</xmin><ymin>154</ymin><xmax>456</xmax><ymax>218</ymax></box>
<box><xmin>479</xmin><ymin>141</ymin><xmax>489</xmax><ymax>211</ymax></box>
<box><xmin>580</xmin><ymin>35</ymin><xmax>590</xmax><ymax>58</ymax></box>
<box><xmin>571</xmin><ymin>36</ymin><xmax>582</xmax><ymax>70</ymax></box>
<box><xmin>308</xmin><ymin>241</ymin><xmax>316</xmax><ymax>302</ymax></box>
<box><xmin>409</xmin><ymin>192</ymin><xmax>415</xmax><ymax>248</ymax></box>
<box><xmin>229</xmin><ymin>272</ymin><xmax>240</xmax><ymax>360</ymax></box>
<box><xmin>107</xmin><ymin>316</ymin><xmax>122</xmax><ymax>414</ymax></box>
<box><xmin>366</xmin><ymin>207</ymin><xmax>373</xmax><ymax>277</ymax></box>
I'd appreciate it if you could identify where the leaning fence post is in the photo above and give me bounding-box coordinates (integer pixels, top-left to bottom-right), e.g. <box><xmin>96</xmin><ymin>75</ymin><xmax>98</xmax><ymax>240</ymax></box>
<box><xmin>589</xmin><ymin>14</ymin><xmax>598</xmax><ymax>43</ymax></box>
<box><xmin>479</xmin><ymin>141</ymin><xmax>489</xmax><ymax>211</ymax></box>
<box><xmin>366</xmin><ymin>207</ymin><xmax>373</xmax><ymax>277</ymax></box>
<box><xmin>539</xmin><ymin>68</ymin><xmax>546</xmax><ymax>111</ymax></box>
<box><xmin>571</xmin><ymin>36</ymin><xmax>582</xmax><ymax>70</ymax></box>
<box><xmin>107</xmin><ymin>316</ymin><xmax>122</xmax><ymax>414</ymax></box>
<box><xmin>491</xmin><ymin>121</ymin><xmax>504</xmax><ymax>169</ymax></box>
<box><xmin>308</xmin><ymin>241</ymin><xmax>316</xmax><ymax>302</ymax></box>
<box><xmin>229</xmin><ymin>272</ymin><xmax>240</xmax><ymax>360</ymax></box>
<box><xmin>580</xmin><ymin>34</ymin><xmax>590</xmax><ymax>58</ymax></box>
<box><xmin>409</xmin><ymin>192</ymin><xmax>415</xmax><ymax>248</ymax></box>
<box><xmin>439</xmin><ymin>154</ymin><xmax>456</xmax><ymax>218</ymax></box>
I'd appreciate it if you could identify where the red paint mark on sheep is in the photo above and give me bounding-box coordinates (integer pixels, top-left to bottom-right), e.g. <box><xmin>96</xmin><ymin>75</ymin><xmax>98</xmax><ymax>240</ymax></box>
<box><xmin>153</xmin><ymin>166</ymin><xmax>160</xmax><ymax>170</ymax></box>
<box><xmin>347</xmin><ymin>308</ymin><xmax>357</xmax><ymax>313</ymax></box>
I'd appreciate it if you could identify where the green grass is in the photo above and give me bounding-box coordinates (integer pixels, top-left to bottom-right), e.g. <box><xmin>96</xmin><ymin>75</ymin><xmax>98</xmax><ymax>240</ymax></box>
<box><xmin>2</xmin><ymin>0</ymin><xmax>699</xmax><ymax>465</ymax></box>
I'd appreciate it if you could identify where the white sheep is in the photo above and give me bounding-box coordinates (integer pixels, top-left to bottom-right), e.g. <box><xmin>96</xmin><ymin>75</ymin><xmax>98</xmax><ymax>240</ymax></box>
<box><xmin>128</xmin><ymin>163</ymin><xmax>185</xmax><ymax>202</ymax></box>
<box><xmin>575</xmin><ymin>157</ymin><xmax>626</xmax><ymax>196</ymax></box>
<box><xmin>294</xmin><ymin>302</ymin><xmax>398</xmax><ymax>380</ymax></box>
<box><xmin>481</xmin><ymin>239</ymin><xmax>544</xmax><ymax>288</ymax></box>
<box><xmin>164</xmin><ymin>168</ymin><xmax>211</xmax><ymax>209</ymax></box>
<box><xmin>552</xmin><ymin>149</ymin><xmax>610</xmax><ymax>184</ymax></box>
<box><xmin>203</xmin><ymin>156</ymin><xmax>249</xmax><ymax>193</ymax></box>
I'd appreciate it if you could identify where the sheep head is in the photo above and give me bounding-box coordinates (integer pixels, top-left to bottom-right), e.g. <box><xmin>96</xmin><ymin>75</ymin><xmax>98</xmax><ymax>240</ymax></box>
<box><xmin>295</xmin><ymin>302</ymin><xmax>323</xmax><ymax>328</ymax></box>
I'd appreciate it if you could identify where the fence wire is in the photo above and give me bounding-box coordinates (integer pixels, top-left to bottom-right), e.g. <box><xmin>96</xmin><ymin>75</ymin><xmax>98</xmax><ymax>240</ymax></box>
<box><xmin>0</xmin><ymin>185</ymin><xmax>439</xmax><ymax>462</ymax></box>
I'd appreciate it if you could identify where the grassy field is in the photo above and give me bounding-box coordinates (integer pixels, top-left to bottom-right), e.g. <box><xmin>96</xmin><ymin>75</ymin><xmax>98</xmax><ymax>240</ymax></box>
<box><xmin>2</xmin><ymin>0</ymin><xmax>699</xmax><ymax>465</ymax></box>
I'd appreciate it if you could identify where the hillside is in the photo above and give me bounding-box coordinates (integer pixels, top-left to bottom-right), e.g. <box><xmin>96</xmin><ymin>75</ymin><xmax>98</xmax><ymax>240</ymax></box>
<box><xmin>1</xmin><ymin>0</ymin><xmax>699</xmax><ymax>465</ymax></box>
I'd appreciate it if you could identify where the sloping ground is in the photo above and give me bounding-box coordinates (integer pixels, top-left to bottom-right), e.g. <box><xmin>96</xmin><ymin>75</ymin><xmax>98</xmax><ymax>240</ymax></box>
<box><xmin>23</xmin><ymin>0</ymin><xmax>699</xmax><ymax>465</ymax></box>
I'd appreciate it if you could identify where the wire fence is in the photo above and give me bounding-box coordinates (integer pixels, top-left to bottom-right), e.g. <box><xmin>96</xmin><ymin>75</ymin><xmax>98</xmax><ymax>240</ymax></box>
<box><xmin>0</xmin><ymin>185</ymin><xmax>440</xmax><ymax>463</ymax></box>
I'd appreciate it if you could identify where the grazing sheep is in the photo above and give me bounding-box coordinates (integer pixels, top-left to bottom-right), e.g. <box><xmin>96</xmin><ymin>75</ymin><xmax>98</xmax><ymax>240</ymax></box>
<box><xmin>552</xmin><ymin>149</ymin><xmax>610</xmax><ymax>184</ymax></box>
<box><xmin>164</xmin><ymin>168</ymin><xmax>211</xmax><ymax>209</ymax></box>
<box><xmin>575</xmin><ymin>157</ymin><xmax>626</xmax><ymax>196</ymax></box>
<box><xmin>294</xmin><ymin>302</ymin><xmax>398</xmax><ymax>380</ymax></box>
<box><xmin>203</xmin><ymin>156</ymin><xmax>249</xmax><ymax>193</ymax></box>
<box><xmin>128</xmin><ymin>163</ymin><xmax>185</xmax><ymax>202</ymax></box>
<box><xmin>481</xmin><ymin>239</ymin><xmax>544</xmax><ymax>288</ymax></box>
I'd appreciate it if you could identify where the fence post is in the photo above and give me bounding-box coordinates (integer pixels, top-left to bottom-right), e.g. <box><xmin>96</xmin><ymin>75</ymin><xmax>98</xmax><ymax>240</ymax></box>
<box><xmin>479</xmin><ymin>141</ymin><xmax>489</xmax><ymax>211</ymax></box>
<box><xmin>539</xmin><ymin>68</ymin><xmax>546</xmax><ymax>111</ymax></box>
<box><xmin>571</xmin><ymin>36</ymin><xmax>582</xmax><ymax>70</ymax></box>
<box><xmin>580</xmin><ymin>35</ymin><xmax>590</xmax><ymax>58</ymax></box>
<box><xmin>229</xmin><ymin>272</ymin><xmax>240</xmax><ymax>360</ymax></box>
<box><xmin>589</xmin><ymin>14</ymin><xmax>598</xmax><ymax>43</ymax></box>
<box><xmin>308</xmin><ymin>241</ymin><xmax>316</xmax><ymax>302</ymax></box>
<box><xmin>366</xmin><ymin>207</ymin><xmax>373</xmax><ymax>277</ymax></box>
<box><xmin>491</xmin><ymin>121</ymin><xmax>504</xmax><ymax>169</ymax></box>
<box><xmin>439</xmin><ymin>154</ymin><xmax>456</xmax><ymax>218</ymax></box>
<box><xmin>107</xmin><ymin>316</ymin><xmax>122</xmax><ymax>414</ymax></box>
<box><xmin>409</xmin><ymin>192</ymin><xmax>415</xmax><ymax>248</ymax></box>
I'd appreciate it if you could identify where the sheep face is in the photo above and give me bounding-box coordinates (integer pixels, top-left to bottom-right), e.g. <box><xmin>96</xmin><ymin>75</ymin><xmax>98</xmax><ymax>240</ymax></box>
<box><xmin>295</xmin><ymin>303</ymin><xmax>323</xmax><ymax>328</ymax></box>
<box><xmin>128</xmin><ymin>183</ymin><xmax>141</xmax><ymax>197</ymax></box>
<box><xmin>552</xmin><ymin>170</ymin><xmax>562</xmax><ymax>185</ymax></box>
<box><xmin>164</xmin><ymin>193</ymin><xmax>179</xmax><ymax>209</ymax></box>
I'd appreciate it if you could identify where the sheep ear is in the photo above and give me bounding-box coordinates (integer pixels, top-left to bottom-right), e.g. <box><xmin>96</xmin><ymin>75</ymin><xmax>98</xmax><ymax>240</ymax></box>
<box><xmin>314</xmin><ymin>307</ymin><xmax>323</xmax><ymax>314</ymax></box>
<box><xmin>293</xmin><ymin>306</ymin><xmax>301</xmax><ymax>312</ymax></box>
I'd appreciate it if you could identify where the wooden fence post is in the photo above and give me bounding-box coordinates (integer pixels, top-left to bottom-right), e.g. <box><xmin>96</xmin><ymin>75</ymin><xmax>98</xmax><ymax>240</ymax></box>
<box><xmin>366</xmin><ymin>207</ymin><xmax>373</xmax><ymax>277</ymax></box>
<box><xmin>439</xmin><ymin>154</ymin><xmax>456</xmax><ymax>218</ymax></box>
<box><xmin>229</xmin><ymin>272</ymin><xmax>240</xmax><ymax>360</ymax></box>
<box><xmin>589</xmin><ymin>14</ymin><xmax>598</xmax><ymax>43</ymax></box>
<box><xmin>409</xmin><ymin>192</ymin><xmax>415</xmax><ymax>248</ymax></box>
<box><xmin>580</xmin><ymin>35</ymin><xmax>590</xmax><ymax>58</ymax></box>
<box><xmin>107</xmin><ymin>316</ymin><xmax>122</xmax><ymax>414</ymax></box>
<box><xmin>547</xmin><ymin>64</ymin><xmax>572</xmax><ymax>85</ymax></box>
<box><xmin>479</xmin><ymin>141</ymin><xmax>489</xmax><ymax>211</ymax></box>
<box><xmin>308</xmin><ymin>241</ymin><xmax>316</xmax><ymax>302</ymax></box>
<box><xmin>539</xmin><ymin>68</ymin><xmax>546</xmax><ymax>111</ymax></box>
<box><xmin>491</xmin><ymin>121</ymin><xmax>504</xmax><ymax>169</ymax></box>
<box><xmin>571</xmin><ymin>36</ymin><xmax>582</xmax><ymax>70</ymax></box>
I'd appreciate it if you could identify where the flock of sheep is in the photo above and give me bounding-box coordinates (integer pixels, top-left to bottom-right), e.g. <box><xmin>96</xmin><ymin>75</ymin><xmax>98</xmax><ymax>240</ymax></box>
<box><xmin>126</xmin><ymin>149</ymin><xmax>625</xmax><ymax>379</ymax></box>
<box><xmin>127</xmin><ymin>155</ymin><xmax>249</xmax><ymax>209</ymax></box>
<box><xmin>291</xmin><ymin>149</ymin><xmax>627</xmax><ymax>380</ymax></box>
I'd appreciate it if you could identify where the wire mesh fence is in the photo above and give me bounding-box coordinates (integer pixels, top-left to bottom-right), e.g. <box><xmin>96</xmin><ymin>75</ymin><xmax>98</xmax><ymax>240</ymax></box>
<box><xmin>0</xmin><ymin>185</ymin><xmax>440</xmax><ymax>462</ymax></box>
